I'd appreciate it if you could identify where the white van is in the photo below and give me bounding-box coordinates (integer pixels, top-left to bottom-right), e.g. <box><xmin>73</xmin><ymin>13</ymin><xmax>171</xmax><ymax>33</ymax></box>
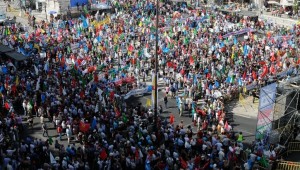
<box><xmin>0</xmin><ymin>11</ymin><xmax>7</xmax><ymax>24</ymax></box>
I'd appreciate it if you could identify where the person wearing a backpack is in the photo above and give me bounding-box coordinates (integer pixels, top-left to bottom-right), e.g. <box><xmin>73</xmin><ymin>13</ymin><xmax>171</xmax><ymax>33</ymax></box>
<box><xmin>164</xmin><ymin>95</ymin><xmax>168</xmax><ymax>109</ymax></box>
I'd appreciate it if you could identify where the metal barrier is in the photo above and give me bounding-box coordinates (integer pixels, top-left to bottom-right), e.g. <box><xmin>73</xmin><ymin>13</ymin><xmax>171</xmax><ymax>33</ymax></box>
<box><xmin>287</xmin><ymin>142</ymin><xmax>300</xmax><ymax>156</ymax></box>
<box><xmin>276</xmin><ymin>161</ymin><xmax>300</xmax><ymax>170</ymax></box>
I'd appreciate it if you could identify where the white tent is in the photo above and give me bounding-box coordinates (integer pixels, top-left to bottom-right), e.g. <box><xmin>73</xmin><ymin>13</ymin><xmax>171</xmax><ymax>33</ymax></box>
<box><xmin>267</xmin><ymin>1</ymin><xmax>280</xmax><ymax>5</ymax></box>
<box><xmin>280</xmin><ymin>0</ymin><xmax>293</xmax><ymax>6</ymax></box>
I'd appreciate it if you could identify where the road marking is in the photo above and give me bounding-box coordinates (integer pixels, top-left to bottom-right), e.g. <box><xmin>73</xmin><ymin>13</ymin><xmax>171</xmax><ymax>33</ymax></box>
<box><xmin>236</xmin><ymin>114</ymin><xmax>252</xmax><ymax>119</ymax></box>
<box><xmin>184</xmin><ymin>122</ymin><xmax>194</xmax><ymax>128</ymax></box>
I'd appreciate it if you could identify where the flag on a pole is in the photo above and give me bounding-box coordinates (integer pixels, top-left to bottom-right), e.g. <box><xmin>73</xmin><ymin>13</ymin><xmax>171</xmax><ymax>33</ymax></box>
<box><xmin>50</xmin><ymin>152</ymin><xmax>56</xmax><ymax>164</ymax></box>
<box><xmin>239</xmin><ymin>93</ymin><xmax>245</xmax><ymax>105</ymax></box>
<box><xmin>146</xmin><ymin>98</ymin><xmax>151</xmax><ymax>107</ymax></box>
<box><xmin>224</xmin><ymin>121</ymin><xmax>229</xmax><ymax>131</ymax></box>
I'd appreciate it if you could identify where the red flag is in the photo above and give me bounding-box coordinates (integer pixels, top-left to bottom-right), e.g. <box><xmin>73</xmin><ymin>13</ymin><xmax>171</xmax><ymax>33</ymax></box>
<box><xmin>252</xmin><ymin>71</ymin><xmax>257</xmax><ymax>80</ymax></box>
<box><xmin>79</xmin><ymin>121</ymin><xmax>90</xmax><ymax>132</ymax></box>
<box><xmin>180</xmin><ymin>69</ymin><xmax>185</xmax><ymax>75</ymax></box>
<box><xmin>4</xmin><ymin>102</ymin><xmax>10</xmax><ymax>110</ymax></box>
<box><xmin>218</xmin><ymin>34</ymin><xmax>223</xmax><ymax>40</ymax></box>
<box><xmin>94</xmin><ymin>73</ymin><xmax>98</xmax><ymax>82</ymax></box>
<box><xmin>270</xmin><ymin>53</ymin><xmax>276</xmax><ymax>62</ymax></box>
<box><xmin>261</xmin><ymin>65</ymin><xmax>268</xmax><ymax>78</ymax></box>
<box><xmin>88</xmin><ymin>66</ymin><xmax>96</xmax><ymax>73</ymax></box>
<box><xmin>135</xmin><ymin>150</ymin><xmax>140</xmax><ymax>159</ymax></box>
<box><xmin>189</xmin><ymin>56</ymin><xmax>194</xmax><ymax>65</ymax></box>
<box><xmin>242</xmin><ymin>71</ymin><xmax>247</xmax><ymax>80</ymax></box>
<box><xmin>110</xmin><ymin>91</ymin><xmax>115</xmax><ymax>101</ymax></box>
<box><xmin>118</xmin><ymin>27</ymin><xmax>122</xmax><ymax>35</ymax></box>
<box><xmin>99</xmin><ymin>149</ymin><xmax>108</xmax><ymax>160</ymax></box>
<box><xmin>270</xmin><ymin>64</ymin><xmax>276</xmax><ymax>74</ymax></box>
<box><xmin>167</xmin><ymin>62</ymin><xmax>173</xmax><ymax>67</ymax></box>
<box><xmin>206</xmin><ymin>73</ymin><xmax>211</xmax><ymax>79</ymax></box>
<box><xmin>115</xmin><ymin>107</ymin><xmax>121</xmax><ymax>118</ymax></box>
<box><xmin>128</xmin><ymin>44</ymin><xmax>134</xmax><ymax>52</ymax></box>
<box><xmin>170</xmin><ymin>114</ymin><xmax>175</xmax><ymax>124</ymax></box>
<box><xmin>180</xmin><ymin>157</ymin><xmax>188</xmax><ymax>169</ymax></box>
<box><xmin>225</xmin><ymin>121</ymin><xmax>229</xmax><ymax>131</ymax></box>
<box><xmin>80</xmin><ymin>90</ymin><xmax>85</xmax><ymax>99</ymax></box>
<box><xmin>248</xmin><ymin>53</ymin><xmax>252</xmax><ymax>59</ymax></box>
<box><xmin>131</xmin><ymin>58</ymin><xmax>137</xmax><ymax>65</ymax></box>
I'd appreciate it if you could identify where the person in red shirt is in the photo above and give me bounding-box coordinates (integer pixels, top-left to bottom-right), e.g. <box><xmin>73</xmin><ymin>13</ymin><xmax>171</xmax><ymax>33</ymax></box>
<box><xmin>57</xmin><ymin>125</ymin><xmax>62</xmax><ymax>140</ymax></box>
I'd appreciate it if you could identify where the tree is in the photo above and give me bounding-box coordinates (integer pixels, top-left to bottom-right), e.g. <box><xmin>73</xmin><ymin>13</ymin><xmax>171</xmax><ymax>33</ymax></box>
<box><xmin>293</xmin><ymin>0</ymin><xmax>299</xmax><ymax>12</ymax></box>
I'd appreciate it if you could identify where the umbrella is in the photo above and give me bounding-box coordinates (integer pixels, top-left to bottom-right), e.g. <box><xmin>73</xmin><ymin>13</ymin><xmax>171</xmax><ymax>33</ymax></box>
<box><xmin>49</xmin><ymin>11</ymin><xmax>57</xmax><ymax>15</ymax></box>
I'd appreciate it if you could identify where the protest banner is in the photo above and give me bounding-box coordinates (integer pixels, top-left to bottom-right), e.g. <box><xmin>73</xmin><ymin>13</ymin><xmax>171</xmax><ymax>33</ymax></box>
<box><xmin>123</xmin><ymin>85</ymin><xmax>152</xmax><ymax>99</ymax></box>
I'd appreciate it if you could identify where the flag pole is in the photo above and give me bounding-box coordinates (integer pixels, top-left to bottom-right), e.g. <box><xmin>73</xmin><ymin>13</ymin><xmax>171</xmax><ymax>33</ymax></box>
<box><xmin>154</xmin><ymin>0</ymin><xmax>159</xmax><ymax>132</ymax></box>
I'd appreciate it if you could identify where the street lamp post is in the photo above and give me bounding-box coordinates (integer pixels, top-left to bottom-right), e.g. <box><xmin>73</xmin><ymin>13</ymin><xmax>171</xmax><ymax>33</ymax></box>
<box><xmin>45</xmin><ymin>2</ymin><xmax>47</xmax><ymax>21</ymax></box>
<box><xmin>154</xmin><ymin>0</ymin><xmax>159</xmax><ymax>132</ymax></box>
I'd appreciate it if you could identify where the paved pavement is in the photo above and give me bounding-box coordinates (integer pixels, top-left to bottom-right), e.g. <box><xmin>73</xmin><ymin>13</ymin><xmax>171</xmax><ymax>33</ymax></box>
<box><xmin>0</xmin><ymin>1</ymin><xmax>47</xmax><ymax>31</ymax></box>
<box><xmin>132</xmin><ymin>78</ymin><xmax>257</xmax><ymax>143</ymax></box>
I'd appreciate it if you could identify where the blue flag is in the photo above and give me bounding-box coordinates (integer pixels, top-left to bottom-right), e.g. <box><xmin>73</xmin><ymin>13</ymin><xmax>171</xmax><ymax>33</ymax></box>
<box><xmin>226</xmin><ymin>76</ymin><xmax>231</xmax><ymax>83</ymax></box>
<box><xmin>91</xmin><ymin>118</ymin><xmax>97</xmax><ymax>130</ymax></box>
<box><xmin>234</xmin><ymin>37</ymin><xmax>238</xmax><ymax>45</ymax></box>
<box><xmin>215</xmin><ymin>81</ymin><xmax>220</xmax><ymax>88</ymax></box>
<box><xmin>97</xmin><ymin>35</ymin><xmax>101</xmax><ymax>42</ymax></box>
<box><xmin>243</xmin><ymin>45</ymin><xmax>248</xmax><ymax>56</ymax></box>
<box><xmin>220</xmin><ymin>41</ymin><xmax>225</xmax><ymax>48</ymax></box>
<box><xmin>238</xmin><ymin>78</ymin><xmax>243</xmax><ymax>86</ymax></box>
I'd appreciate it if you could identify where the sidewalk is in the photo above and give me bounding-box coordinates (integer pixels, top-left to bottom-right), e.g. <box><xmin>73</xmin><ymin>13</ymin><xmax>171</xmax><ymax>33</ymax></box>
<box><xmin>259</xmin><ymin>12</ymin><xmax>298</xmax><ymax>27</ymax></box>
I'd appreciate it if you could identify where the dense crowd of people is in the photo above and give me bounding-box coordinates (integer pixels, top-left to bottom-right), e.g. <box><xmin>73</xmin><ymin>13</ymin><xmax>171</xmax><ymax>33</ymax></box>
<box><xmin>0</xmin><ymin>0</ymin><xmax>299</xmax><ymax>169</ymax></box>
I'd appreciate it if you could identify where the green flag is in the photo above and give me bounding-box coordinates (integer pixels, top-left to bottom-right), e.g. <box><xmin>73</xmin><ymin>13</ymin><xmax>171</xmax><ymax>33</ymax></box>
<box><xmin>259</xmin><ymin>156</ymin><xmax>269</xmax><ymax>168</ymax></box>
<box><xmin>216</xmin><ymin>70</ymin><xmax>221</xmax><ymax>78</ymax></box>
<box><xmin>114</xmin><ymin>45</ymin><xmax>119</xmax><ymax>52</ymax></box>
<box><xmin>230</xmin><ymin>75</ymin><xmax>235</xmax><ymax>83</ymax></box>
<box><xmin>184</xmin><ymin>37</ymin><xmax>189</xmax><ymax>45</ymax></box>
<box><xmin>83</xmin><ymin>6</ymin><xmax>88</xmax><ymax>14</ymax></box>
<box><xmin>48</xmin><ymin>137</ymin><xmax>53</xmax><ymax>145</ymax></box>
<box><xmin>123</xmin><ymin>114</ymin><xmax>128</xmax><ymax>123</ymax></box>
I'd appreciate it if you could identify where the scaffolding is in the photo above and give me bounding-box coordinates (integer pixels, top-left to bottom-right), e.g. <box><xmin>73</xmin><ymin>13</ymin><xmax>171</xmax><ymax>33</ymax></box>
<box><xmin>271</xmin><ymin>77</ymin><xmax>300</xmax><ymax>146</ymax></box>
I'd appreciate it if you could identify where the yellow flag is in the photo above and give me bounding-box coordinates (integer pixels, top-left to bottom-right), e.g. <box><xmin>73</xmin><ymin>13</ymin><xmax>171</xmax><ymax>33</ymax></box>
<box><xmin>101</xmin><ymin>46</ymin><xmax>105</xmax><ymax>51</ymax></box>
<box><xmin>114</xmin><ymin>35</ymin><xmax>119</xmax><ymax>43</ymax></box>
<box><xmin>243</xmin><ymin>86</ymin><xmax>247</xmax><ymax>93</ymax></box>
<box><xmin>239</xmin><ymin>93</ymin><xmax>245</xmax><ymax>105</ymax></box>
<box><xmin>146</xmin><ymin>99</ymin><xmax>152</xmax><ymax>107</ymax></box>
<box><xmin>15</xmin><ymin>76</ymin><xmax>19</xmax><ymax>85</ymax></box>
<box><xmin>34</xmin><ymin>43</ymin><xmax>40</xmax><ymax>52</ymax></box>
<box><xmin>139</xmin><ymin>21</ymin><xmax>142</xmax><ymax>27</ymax></box>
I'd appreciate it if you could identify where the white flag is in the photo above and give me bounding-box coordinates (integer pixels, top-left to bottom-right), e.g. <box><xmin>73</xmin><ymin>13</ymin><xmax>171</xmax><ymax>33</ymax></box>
<box><xmin>50</xmin><ymin>152</ymin><xmax>56</xmax><ymax>164</ymax></box>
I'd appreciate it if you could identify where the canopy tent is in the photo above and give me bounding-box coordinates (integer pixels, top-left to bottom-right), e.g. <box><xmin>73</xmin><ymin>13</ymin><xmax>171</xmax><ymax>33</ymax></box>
<box><xmin>280</xmin><ymin>0</ymin><xmax>293</xmax><ymax>6</ymax></box>
<box><xmin>267</xmin><ymin>1</ymin><xmax>280</xmax><ymax>5</ymax></box>
<box><xmin>5</xmin><ymin>51</ymin><xmax>28</xmax><ymax>61</ymax></box>
<box><xmin>0</xmin><ymin>45</ymin><xmax>14</xmax><ymax>53</ymax></box>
